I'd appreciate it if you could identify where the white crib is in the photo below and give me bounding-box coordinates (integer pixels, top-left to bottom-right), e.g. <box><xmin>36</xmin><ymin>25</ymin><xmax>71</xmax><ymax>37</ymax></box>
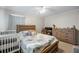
<box><xmin>0</xmin><ymin>30</ymin><xmax>20</xmax><ymax>53</ymax></box>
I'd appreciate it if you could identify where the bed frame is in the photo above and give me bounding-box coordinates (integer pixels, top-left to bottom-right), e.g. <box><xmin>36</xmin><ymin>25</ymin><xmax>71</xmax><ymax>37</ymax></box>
<box><xmin>16</xmin><ymin>25</ymin><xmax>58</xmax><ymax>53</ymax></box>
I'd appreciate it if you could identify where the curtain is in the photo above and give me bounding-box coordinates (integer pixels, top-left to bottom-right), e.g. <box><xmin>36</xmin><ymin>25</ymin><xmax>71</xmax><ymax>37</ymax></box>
<box><xmin>8</xmin><ymin>15</ymin><xmax>25</xmax><ymax>30</ymax></box>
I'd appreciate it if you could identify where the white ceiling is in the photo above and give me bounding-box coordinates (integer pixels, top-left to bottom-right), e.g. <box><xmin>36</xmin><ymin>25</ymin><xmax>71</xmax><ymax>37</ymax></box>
<box><xmin>1</xmin><ymin>6</ymin><xmax>79</xmax><ymax>16</ymax></box>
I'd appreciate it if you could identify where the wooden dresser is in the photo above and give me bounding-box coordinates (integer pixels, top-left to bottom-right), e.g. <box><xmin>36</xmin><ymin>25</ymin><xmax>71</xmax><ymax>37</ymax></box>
<box><xmin>52</xmin><ymin>25</ymin><xmax>78</xmax><ymax>45</ymax></box>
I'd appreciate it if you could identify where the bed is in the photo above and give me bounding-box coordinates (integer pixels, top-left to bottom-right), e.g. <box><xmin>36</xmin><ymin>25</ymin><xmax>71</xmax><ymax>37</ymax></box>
<box><xmin>16</xmin><ymin>25</ymin><xmax>59</xmax><ymax>53</ymax></box>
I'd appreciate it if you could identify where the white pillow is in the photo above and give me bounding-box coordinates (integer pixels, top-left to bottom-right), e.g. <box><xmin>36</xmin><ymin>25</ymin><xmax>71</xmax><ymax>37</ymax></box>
<box><xmin>19</xmin><ymin>31</ymin><xmax>32</xmax><ymax>37</ymax></box>
<box><xmin>31</xmin><ymin>31</ymin><xmax>37</xmax><ymax>35</ymax></box>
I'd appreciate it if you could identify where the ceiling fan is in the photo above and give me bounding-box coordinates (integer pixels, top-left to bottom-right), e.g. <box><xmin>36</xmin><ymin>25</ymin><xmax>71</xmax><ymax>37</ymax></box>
<box><xmin>36</xmin><ymin>6</ymin><xmax>47</xmax><ymax>14</ymax></box>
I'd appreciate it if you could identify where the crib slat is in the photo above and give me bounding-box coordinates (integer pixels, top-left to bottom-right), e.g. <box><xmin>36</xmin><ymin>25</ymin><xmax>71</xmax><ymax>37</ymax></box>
<box><xmin>0</xmin><ymin>39</ymin><xmax>1</xmax><ymax>53</ymax></box>
<box><xmin>2</xmin><ymin>39</ymin><xmax>3</xmax><ymax>53</ymax></box>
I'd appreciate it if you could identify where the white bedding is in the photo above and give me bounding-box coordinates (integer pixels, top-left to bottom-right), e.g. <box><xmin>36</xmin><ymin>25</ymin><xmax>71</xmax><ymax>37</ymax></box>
<box><xmin>20</xmin><ymin>33</ymin><xmax>58</xmax><ymax>53</ymax></box>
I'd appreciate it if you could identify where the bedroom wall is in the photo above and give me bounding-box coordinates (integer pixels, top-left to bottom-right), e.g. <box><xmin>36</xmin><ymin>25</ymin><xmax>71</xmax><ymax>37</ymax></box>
<box><xmin>0</xmin><ymin>8</ymin><xmax>44</xmax><ymax>32</ymax></box>
<box><xmin>25</xmin><ymin>16</ymin><xmax>44</xmax><ymax>32</ymax></box>
<box><xmin>0</xmin><ymin>8</ymin><xmax>9</xmax><ymax>31</ymax></box>
<box><xmin>0</xmin><ymin>7</ymin><xmax>79</xmax><ymax>33</ymax></box>
<box><xmin>44</xmin><ymin>9</ymin><xmax>79</xmax><ymax>30</ymax></box>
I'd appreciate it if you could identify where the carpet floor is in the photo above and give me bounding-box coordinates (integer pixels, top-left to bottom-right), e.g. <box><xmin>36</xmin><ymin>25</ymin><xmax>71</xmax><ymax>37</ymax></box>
<box><xmin>57</xmin><ymin>41</ymin><xmax>79</xmax><ymax>53</ymax></box>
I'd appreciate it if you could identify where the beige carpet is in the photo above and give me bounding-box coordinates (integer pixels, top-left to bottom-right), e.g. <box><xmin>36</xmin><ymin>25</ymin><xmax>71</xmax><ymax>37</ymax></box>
<box><xmin>58</xmin><ymin>41</ymin><xmax>75</xmax><ymax>53</ymax></box>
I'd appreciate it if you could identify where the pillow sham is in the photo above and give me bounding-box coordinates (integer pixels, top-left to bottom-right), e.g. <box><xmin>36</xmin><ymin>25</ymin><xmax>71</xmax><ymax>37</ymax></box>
<box><xmin>19</xmin><ymin>31</ymin><xmax>32</xmax><ymax>37</ymax></box>
<box><xmin>20</xmin><ymin>31</ymin><xmax>37</xmax><ymax>37</ymax></box>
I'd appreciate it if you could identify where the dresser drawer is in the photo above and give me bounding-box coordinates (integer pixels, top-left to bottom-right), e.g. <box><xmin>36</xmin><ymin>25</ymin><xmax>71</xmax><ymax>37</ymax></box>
<box><xmin>63</xmin><ymin>38</ymin><xmax>74</xmax><ymax>44</ymax></box>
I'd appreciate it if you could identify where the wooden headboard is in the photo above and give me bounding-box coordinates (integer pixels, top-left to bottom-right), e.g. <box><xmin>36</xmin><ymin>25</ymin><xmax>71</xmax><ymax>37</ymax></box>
<box><xmin>16</xmin><ymin>25</ymin><xmax>36</xmax><ymax>33</ymax></box>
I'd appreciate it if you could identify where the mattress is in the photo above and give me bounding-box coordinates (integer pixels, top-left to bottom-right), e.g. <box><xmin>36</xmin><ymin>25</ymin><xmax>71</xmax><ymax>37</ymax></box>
<box><xmin>20</xmin><ymin>33</ymin><xmax>58</xmax><ymax>53</ymax></box>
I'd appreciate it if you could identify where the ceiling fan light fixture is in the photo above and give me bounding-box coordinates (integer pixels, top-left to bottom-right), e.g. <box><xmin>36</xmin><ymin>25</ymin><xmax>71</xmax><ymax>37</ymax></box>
<box><xmin>39</xmin><ymin>8</ymin><xmax>46</xmax><ymax>14</ymax></box>
<box><xmin>36</xmin><ymin>6</ymin><xmax>47</xmax><ymax>14</ymax></box>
